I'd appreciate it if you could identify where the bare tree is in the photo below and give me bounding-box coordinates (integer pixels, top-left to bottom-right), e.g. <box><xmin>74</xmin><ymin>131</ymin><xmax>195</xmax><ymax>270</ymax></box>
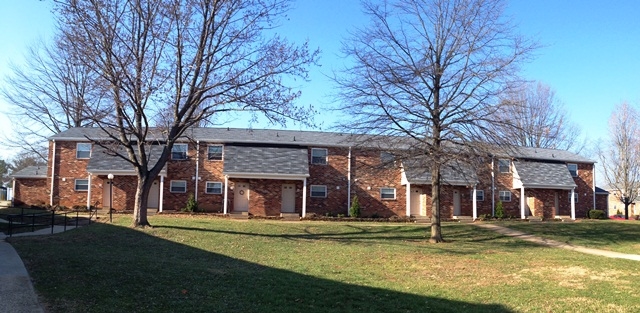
<box><xmin>54</xmin><ymin>0</ymin><xmax>319</xmax><ymax>226</ymax></box>
<box><xmin>492</xmin><ymin>81</ymin><xmax>584</xmax><ymax>153</ymax></box>
<box><xmin>9</xmin><ymin>152</ymin><xmax>48</xmax><ymax>175</ymax></box>
<box><xmin>334</xmin><ymin>0</ymin><xmax>536</xmax><ymax>242</ymax></box>
<box><xmin>599</xmin><ymin>102</ymin><xmax>640</xmax><ymax>220</ymax></box>
<box><xmin>1</xmin><ymin>37</ymin><xmax>110</xmax><ymax>161</ymax></box>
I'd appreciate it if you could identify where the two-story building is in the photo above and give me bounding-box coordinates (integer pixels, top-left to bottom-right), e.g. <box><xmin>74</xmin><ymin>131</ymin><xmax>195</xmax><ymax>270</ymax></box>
<box><xmin>11</xmin><ymin>127</ymin><xmax>600</xmax><ymax>220</ymax></box>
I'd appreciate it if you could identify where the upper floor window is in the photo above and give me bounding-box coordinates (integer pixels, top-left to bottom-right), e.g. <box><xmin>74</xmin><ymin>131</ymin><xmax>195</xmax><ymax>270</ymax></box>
<box><xmin>567</xmin><ymin>163</ymin><xmax>578</xmax><ymax>177</ymax></box>
<box><xmin>170</xmin><ymin>180</ymin><xmax>187</xmax><ymax>193</ymax></box>
<box><xmin>472</xmin><ymin>190</ymin><xmax>485</xmax><ymax>201</ymax></box>
<box><xmin>171</xmin><ymin>144</ymin><xmax>188</xmax><ymax>160</ymax></box>
<box><xmin>311</xmin><ymin>148</ymin><xmax>328</xmax><ymax>165</ymax></box>
<box><xmin>208</xmin><ymin>145</ymin><xmax>223</xmax><ymax>161</ymax></box>
<box><xmin>380</xmin><ymin>187</ymin><xmax>396</xmax><ymax>200</ymax></box>
<box><xmin>499</xmin><ymin>190</ymin><xmax>511</xmax><ymax>202</ymax></box>
<box><xmin>75</xmin><ymin>179</ymin><xmax>89</xmax><ymax>191</ymax></box>
<box><xmin>498</xmin><ymin>159</ymin><xmax>510</xmax><ymax>173</ymax></box>
<box><xmin>380</xmin><ymin>151</ymin><xmax>395</xmax><ymax>164</ymax></box>
<box><xmin>76</xmin><ymin>143</ymin><xmax>91</xmax><ymax>159</ymax></box>
<box><xmin>205</xmin><ymin>181</ymin><xmax>223</xmax><ymax>194</ymax></box>
<box><xmin>310</xmin><ymin>185</ymin><xmax>327</xmax><ymax>198</ymax></box>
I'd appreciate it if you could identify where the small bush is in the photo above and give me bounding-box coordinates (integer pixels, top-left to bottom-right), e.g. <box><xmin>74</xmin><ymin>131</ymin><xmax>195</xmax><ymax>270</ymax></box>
<box><xmin>588</xmin><ymin>209</ymin><xmax>605</xmax><ymax>219</ymax></box>
<box><xmin>495</xmin><ymin>201</ymin><xmax>505</xmax><ymax>219</ymax></box>
<box><xmin>182</xmin><ymin>194</ymin><xmax>198</xmax><ymax>213</ymax></box>
<box><xmin>349</xmin><ymin>195</ymin><xmax>361</xmax><ymax>217</ymax></box>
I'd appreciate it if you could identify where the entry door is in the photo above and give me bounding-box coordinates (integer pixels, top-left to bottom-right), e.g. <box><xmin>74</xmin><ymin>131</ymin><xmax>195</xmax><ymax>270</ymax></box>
<box><xmin>147</xmin><ymin>180</ymin><xmax>160</xmax><ymax>209</ymax></box>
<box><xmin>281</xmin><ymin>184</ymin><xmax>296</xmax><ymax>213</ymax></box>
<box><xmin>103</xmin><ymin>181</ymin><xmax>112</xmax><ymax>209</ymax></box>
<box><xmin>554</xmin><ymin>192</ymin><xmax>560</xmax><ymax>216</ymax></box>
<box><xmin>526</xmin><ymin>197</ymin><xmax>535</xmax><ymax>217</ymax></box>
<box><xmin>234</xmin><ymin>183</ymin><xmax>250</xmax><ymax>212</ymax></box>
<box><xmin>410</xmin><ymin>187</ymin><xmax>422</xmax><ymax>216</ymax></box>
<box><xmin>453</xmin><ymin>190</ymin><xmax>461</xmax><ymax>216</ymax></box>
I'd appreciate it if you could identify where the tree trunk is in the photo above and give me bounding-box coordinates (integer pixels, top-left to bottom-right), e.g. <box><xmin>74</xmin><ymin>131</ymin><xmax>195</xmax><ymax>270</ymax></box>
<box><xmin>624</xmin><ymin>202</ymin><xmax>630</xmax><ymax>220</ymax></box>
<box><xmin>132</xmin><ymin>174</ymin><xmax>153</xmax><ymax>227</ymax></box>
<box><xmin>430</xmin><ymin>164</ymin><xmax>444</xmax><ymax>243</ymax></box>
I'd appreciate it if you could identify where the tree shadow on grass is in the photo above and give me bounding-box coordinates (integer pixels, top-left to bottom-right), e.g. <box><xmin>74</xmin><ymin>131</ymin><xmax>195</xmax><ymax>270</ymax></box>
<box><xmin>10</xmin><ymin>223</ymin><xmax>515</xmax><ymax>313</ymax></box>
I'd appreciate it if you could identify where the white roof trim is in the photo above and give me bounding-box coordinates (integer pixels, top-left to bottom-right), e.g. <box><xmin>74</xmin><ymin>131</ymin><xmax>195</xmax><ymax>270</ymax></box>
<box><xmin>224</xmin><ymin>172</ymin><xmax>309</xmax><ymax>180</ymax></box>
<box><xmin>88</xmin><ymin>170</ymin><xmax>167</xmax><ymax>176</ymax></box>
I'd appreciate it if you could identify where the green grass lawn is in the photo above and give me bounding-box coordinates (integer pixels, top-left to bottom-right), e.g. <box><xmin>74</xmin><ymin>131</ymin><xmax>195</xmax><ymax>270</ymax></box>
<box><xmin>498</xmin><ymin>220</ymin><xmax>640</xmax><ymax>255</ymax></box>
<box><xmin>9</xmin><ymin>216</ymin><xmax>640</xmax><ymax>313</ymax></box>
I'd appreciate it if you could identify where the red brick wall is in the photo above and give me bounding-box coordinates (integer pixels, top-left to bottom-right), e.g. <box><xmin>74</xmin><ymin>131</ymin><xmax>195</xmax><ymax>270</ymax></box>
<box><xmin>13</xmin><ymin>178</ymin><xmax>48</xmax><ymax>207</ymax></box>
<box><xmin>308</xmin><ymin>147</ymin><xmax>351</xmax><ymax>216</ymax></box>
<box><xmin>595</xmin><ymin>193</ymin><xmax>608</xmax><ymax>213</ymax></box>
<box><xmin>197</xmin><ymin>143</ymin><xmax>226</xmax><ymax>212</ymax></box>
<box><xmin>51</xmin><ymin>141</ymin><xmax>91</xmax><ymax>208</ymax></box>
<box><xmin>164</xmin><ymin>142</ymin><xmax>197</xmax><ymax>211</ymax></box>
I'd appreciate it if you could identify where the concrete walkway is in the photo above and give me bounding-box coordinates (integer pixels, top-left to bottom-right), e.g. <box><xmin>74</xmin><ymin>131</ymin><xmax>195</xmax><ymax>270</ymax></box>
<box><xmin>0</xmin><ymin>225</ymin><xmax>82</xmax><ymax>313</ymax></box>
<box><xmin>476</xmin><ymin>223</ymin><xmax>640</xmax><ymax>261</ymax></box>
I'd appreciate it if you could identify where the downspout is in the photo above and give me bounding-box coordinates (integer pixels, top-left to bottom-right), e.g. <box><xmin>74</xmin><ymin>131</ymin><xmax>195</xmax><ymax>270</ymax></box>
<box><xmin>50</xmin><ymin>140</ymin><xmax>56</xmax><ymax>206</ymax></box>
<box><xmin>347</xmin><ymin>147</ymin><xmax>351</xmax><ymax>215</ymax></box>
<box><xmin>592</xmin><ymin>163</ymin><xmax>596</xmax><ymax>210</ymax></box>
<box><xmin>11</xmin><ymin>178</ymin><xmax>16</xmax><ymax>206</ymax></box>
<box><xmin>195</xmin><ymin>141</ymin><xmax>200</xmax><ymax>202</ymax></box>
<box><xmin>491</xmin><ymin>156</ymin><xmax>495</xmax><ymax>216</ymax></box>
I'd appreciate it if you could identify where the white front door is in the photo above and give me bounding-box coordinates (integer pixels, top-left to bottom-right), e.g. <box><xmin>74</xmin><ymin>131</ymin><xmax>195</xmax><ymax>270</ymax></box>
<box><xmin>281</xmin><ymin>184</ymin><xmax>296</xmax><ymax>213</ymax></box>
<box><xmin>102</xmin><ymin>181</ymin><xmax>112</xmax><ymax>209</ymax></box>
<box><xmin>410</xmin><ymin>187</ymin><xmax>422</xmax><ymax>216</ymax></box>
<box><xmin>453</xmin><ymin>190</ymin><xmax>461</xmax><ymax>216</ymax></box>
<box><xmin>147</xmin><ymin>180</ymin><xmax>160</xmax><ymax>209</ymax></box>
<box><xmin>234</xmin><ymin>183</ymin><xmax>250</xmax><ymax>212</ymax></box>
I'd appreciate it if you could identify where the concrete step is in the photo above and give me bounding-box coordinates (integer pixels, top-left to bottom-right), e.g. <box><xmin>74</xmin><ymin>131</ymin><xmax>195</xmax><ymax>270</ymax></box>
<box><xmin>280</xmin><ymin>213</ymin><xmax>300</xmax><ymax>221</ymax></box>
<box><xmin>229</xmin><ymin>212</ymin><xmax>249</xmax><ymax>219</ymax></box>
<box><xmin>528</xmin><ymin>216</ymin><xmax>543</xmax><ymax>223</ymax></box>
<box><xmin>454</xmin><ymin>216</ymin><xmax>474</xmax><ymax>223</ymax></box>
<box><xmin>413</xmin><ymin>217</ymin><xmax>431</xmax><ymax>223</ymax></box>
<box><xmin>0</xmin><ymin>200</ymin><xmax>11</xmax><ymax>207</ymax></box>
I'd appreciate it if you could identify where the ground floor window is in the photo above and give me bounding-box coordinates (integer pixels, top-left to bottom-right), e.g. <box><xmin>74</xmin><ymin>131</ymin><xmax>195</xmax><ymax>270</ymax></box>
<box><xmin>75</xmin><ymin>179</ymin><xmax>89</xmax><ymax>191</ymax></box>
<box><xmin>170</xmin><ymin>180</ymin><xmax>187</xmax><ymax>193</ymax></box>
<box><xmin>568</xmin><ymin>191</ymin><xmax>578</xmax><ymax>203</ymax></box>
<box><xmin>499</xmin><ymin>190</ymin><xmax>511</xmax><ymax>202</ymax></box>
<box><xmin>380</xmin><ymin>187</ymin><xmax>396</xmax><ymax>200</ymax></box>
<box><xmin>310</xmin><ymin>185</ymin><xmax>327</xmax><ymax>198</ymax></box>
<box><xmin>473</xmin><ymin>190</ymin><xmax>484</xmax><ymax>201</ymax></box>
<box><xmin>205</xmin><ymin>181</ymin><xmax>223</xmax><ymax>194</ymax></box>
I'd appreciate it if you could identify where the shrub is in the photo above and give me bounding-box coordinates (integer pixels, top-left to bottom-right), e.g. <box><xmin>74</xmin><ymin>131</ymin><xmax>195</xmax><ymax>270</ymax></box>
<box><xmin>588</xmin><ymin>209</ymin><xmax>605</xmax><ymax>219</ymax></box>
<box><xmin>349</xmin><ymin>195</ymin><xmax>361</xmax><ymax>217</ymax></box>
<box><xmin>182</xmin><ymin>194</ymin><xmax>198</xmax><ymax>213</ymax></box>
<box><xmin>495</xmin><ymin>201</ymin><xmax>504</xmax><ymax>218</ymax></box>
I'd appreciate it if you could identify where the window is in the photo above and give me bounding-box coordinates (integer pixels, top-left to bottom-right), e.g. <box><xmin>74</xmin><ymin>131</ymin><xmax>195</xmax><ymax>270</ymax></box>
<box><xmin>568</xmin><ymin>191</ymin><xmax>578</xmax><ymax>203</ymax></box>
<box><xmin>380</xmin><ymin>151</ymin><xmax>395</xmax><ymax>164</ymax></box>
<box><xmin>380</xmin><ymin>187</ymin><xmax>396</xmax><ymax>200</ymax></box>
<box><xmin>472</xmin><ymin>190</ymin><xmax>485</xmax><ymax>201</ymax></box>
<box><xmin>75</xmin><ymin>179</ymin><xmax>89</xmax><ymax>191</ymax></box>
<box><xmin>310</xmin><ymin>185</ymin><xmax>327</xmax><ymax>198</ymax></box>
<box><xmin>567</xmin><ymin>163</ymin><xmax>578</xmax><ymax>177</ymax></box>
<box><xmin>171</xmin><ymin>144</ymin><xmax>188</xmax><ymax>160</ymax></box>
<box><xmin>498</xmin><ymin>159</ymin><xmax>510</xmax><ymax>173</ymax></box>
<box><xmin>311</xmin><ymin>148</ymin><xmax>328</xmax><ymax>165</ymax></box>
<box><xmin>499</xmin><ymin>190</ymin><xmax>511</xmax><ymax>202</ymax></box>
<box><xmin>76</xmin><ymin>143</ymin><xmax>91</xmax><ymax>159</ymax></box>
<box><xmin>170</xmin><ymin>180</ymin><xmax>187</xmax><ymax>193</ymax></box>
<box><xmin>205</xmin><ymin>181</ymin><xmax>223</xmax><ymax>194</ymax></box>
<box><xmin>208</xmin><ymin>145</ymin><xmax>223</xmax><ymax>161</ymax></box>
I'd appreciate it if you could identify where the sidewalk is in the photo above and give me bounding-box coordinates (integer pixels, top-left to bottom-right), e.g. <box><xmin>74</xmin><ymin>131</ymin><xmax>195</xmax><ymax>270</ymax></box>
<box><xmin>476</xmin><ymin>223</ymin><xmax>640</xmax><ymax>261</ymax></box>
<box><xmin>0</xmin><ymin>225</ymin><xmax>81</xmax><ymax>313</ymax></box>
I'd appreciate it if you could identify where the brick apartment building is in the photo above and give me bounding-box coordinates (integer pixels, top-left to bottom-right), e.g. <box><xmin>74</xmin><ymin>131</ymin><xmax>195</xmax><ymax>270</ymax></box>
<box><xmin>11</xmin><ymin>127</ymin><xmax>602</xmax><ymax>220</ymax></box>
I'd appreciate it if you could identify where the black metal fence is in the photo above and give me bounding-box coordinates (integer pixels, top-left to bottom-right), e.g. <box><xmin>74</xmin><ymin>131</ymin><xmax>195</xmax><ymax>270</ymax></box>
<box><xmin>1</xmin><ymin>208</ymin><xmax>95</xmax><ymax>237</ymax></box>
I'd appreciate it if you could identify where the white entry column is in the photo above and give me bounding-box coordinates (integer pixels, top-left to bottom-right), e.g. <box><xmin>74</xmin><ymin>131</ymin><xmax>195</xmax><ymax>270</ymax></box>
<box><xmin>570</xmin><ymin>188</ymin><xmax>576</xmax><ymax>220</ymax></box>
<box><xmin>520</xmin><ymin>186</ymin><xmax>526</xmax><ymax>219</ymax></box>
<box><xmin>302</xmin><ymin>178</ymin><xmax>307</xmax><ymax>218</ymax></box>
<box><xmin>472</xmin><ymin>185</ymin><xmax>477</xmax><ymax>220</ymax></box>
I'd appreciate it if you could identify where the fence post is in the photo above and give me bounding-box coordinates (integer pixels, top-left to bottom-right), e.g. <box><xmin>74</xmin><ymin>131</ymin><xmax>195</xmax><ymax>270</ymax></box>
<box><xmin>8</xmin><ymin>216</ymin><xmax>12</xmax><ymax>237</ymax></box>
<box><xmin>31</xmin><ymin>214</ymin><xmax>35</xmax><ymax>232</ymax></box>
<box><xmin>64</xmin><ymin>212</ymin><xmax>67</xmax><ymax>232</ymax></box>
<box><xmin>76</xmin><ymin>210</ymin><xmax>79</xmax><ymax>228</ymax></box>
<box><xmin>51</xmin><ymin>211</ymin><xmax>55</xmax><ymax>234</ymax></box>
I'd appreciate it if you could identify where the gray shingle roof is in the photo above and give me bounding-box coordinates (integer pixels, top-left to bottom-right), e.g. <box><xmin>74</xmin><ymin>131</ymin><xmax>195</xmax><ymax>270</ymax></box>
<box><xmin>513</xmin><ymin>161</ymin><xmax>577</xmax><ymax>189</ymax></box>
<box><xmin>86</xmin><ymin>145</ymin><xmax>166</xmax><ymax>175</ymax></box>
<box><xmin>11</xmin><ymin>166</ymin><xmax>47</xmax><ymax>178</ymax></box>
<box><xmin>505</xmin><ymin>146</ymin><xmax>594</xmax><ymax>164</ymax></box>
<box><xmin>595</xmin><ymin>186</ymin><xmax>609</xmax><ymax>194</ymax></box>
<box><xmin>223</xmin><ymin>145</ymin><xmax>309</xmax><ymax>178</ymax></box>
<box><xmin>403</xmin><ymin>159</ymin><xmax>479</xmax><ymax>186</ymax></box>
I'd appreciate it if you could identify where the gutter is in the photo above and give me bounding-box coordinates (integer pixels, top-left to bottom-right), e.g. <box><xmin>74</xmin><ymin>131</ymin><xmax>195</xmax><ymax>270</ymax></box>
<box><xmin>195</xmin><ymin>141</ymin><xmax>200</xmax><ymax>201</ymax></box>
<box><xmin>50</xmin><ymin>140</ymin><xmax>56</xmax><ymax>206</ymax></box>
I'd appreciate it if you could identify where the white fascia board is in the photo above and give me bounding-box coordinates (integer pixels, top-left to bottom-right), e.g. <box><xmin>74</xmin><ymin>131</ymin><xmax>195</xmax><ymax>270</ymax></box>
<box><xmin>88</xmin><ymin>169</ymin><xmax>167</xmax><ymax>176</ymax></box>
<box><xmin>400</xmin><ymin>168</ymin><xmax>408</xmax><ymax>185</ymax></box>
<box><xmin>224</xmin><ymin>172</ymin><xmax>310</xmax><ymax>180</ymax></box>
<box><xmin>521</xmin><ymin>184</ymin><xmax>577</xmax><ymax>190</ymax></box>
<box><xmin>12</xmin><ymin>175</ymin><xmax>47</xmax><ymax>179</ymax></box>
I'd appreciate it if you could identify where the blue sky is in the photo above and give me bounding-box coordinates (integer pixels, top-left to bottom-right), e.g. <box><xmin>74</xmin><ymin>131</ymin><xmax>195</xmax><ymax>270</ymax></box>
<box><xmin>1</xmin><ymin>0</ymin><xmax>640</xmax><ymax>161</ymax></box>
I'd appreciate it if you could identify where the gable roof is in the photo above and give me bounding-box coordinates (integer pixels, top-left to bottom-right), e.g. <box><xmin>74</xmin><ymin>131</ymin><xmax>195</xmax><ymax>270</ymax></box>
<box><xmin>402</xmin><ymin>159</ymin><xmax>479</xmax><ymax>186</ymax></box>
<box><xmin>11</xmin><ymin>166</ymin><xmax>47</xmax><ymax>179</ymax></box>
<box><xmin>512</xmin><ymin>161</ymin><xmax>577</xmax><ymax>190</ymax></box>
<box><xmin>86</xmin><ymin>145</ymin><xmax>167</xmax><ymax>176</ymax></box>
<box><xmin>499</xmin><ymin>146</ymin><xmax>594</xmax><ymax>164</ymax></box>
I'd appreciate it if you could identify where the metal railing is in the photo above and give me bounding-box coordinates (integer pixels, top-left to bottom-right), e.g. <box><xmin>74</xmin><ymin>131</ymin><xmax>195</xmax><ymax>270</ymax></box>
<box><xmin>2</xmin><ymin>208</ymin><xmax>94</xmax><ymax>237</ymax></box>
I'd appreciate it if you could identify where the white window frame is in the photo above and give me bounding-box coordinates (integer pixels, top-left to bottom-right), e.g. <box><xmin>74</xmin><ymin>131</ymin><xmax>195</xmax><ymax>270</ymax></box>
<box><xmin>498</xmin><ymin>159</ymin><xmax>510</xmax><ymax>173</ymax></box>
<box><xmin>208</xmin><ymin>145</ymin><xmax>223</xmax><ymax>161</ymax></box>
<box><xmin>74</xmin><ymin>179</ymin><xmax>89</xmax><ymax>191</ymax></box>
<box><xmin>171</xmin><ymin>144</ymin><xmax>188</xmax><ymax>160</ymax></box>
<box><xmin>310</xmin><ymin>185</ymin><xmax>327</xmax><ymax>198</ymax></box>
<box><xmin>568</xmin><ymin>192</ymin><xmax>578</xmax><ymax>203</ymax></box>
<box><xmin>567</xmin><ymin>163</ymin><xmax>578</xmax><ymax>177</ymax></box>
<box><xmin>380</xmin><ymin>187</ymin><xmax>396</xmax><ymax>200</ymax></box>
<box><xmin>473</xmin><ymin>190</ymin><xmax>485</xmax><ymax>201</ymax></box>
<box><xmin>499</xmin><ymin>190</ymin><xmax>511</xmax><ymax>202</ymax></box>
<box><xmin>76</xmin><ymin>143</ymin><xmax>92</xmax><ymax>159</ymax></box>
<box><xmin>170</xmin><ymin>180</ymin><xmax>187</xmax><ymax>193</ymax></box>
<box><xmin>311</xmin><ymin>148</ymin><xmax>328</xmax><ymax>165</ymax></box>
<box><xmin>205</xmin><ymin>181</ymin><xmax>223</xmax><ymax>194</ymax></box>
